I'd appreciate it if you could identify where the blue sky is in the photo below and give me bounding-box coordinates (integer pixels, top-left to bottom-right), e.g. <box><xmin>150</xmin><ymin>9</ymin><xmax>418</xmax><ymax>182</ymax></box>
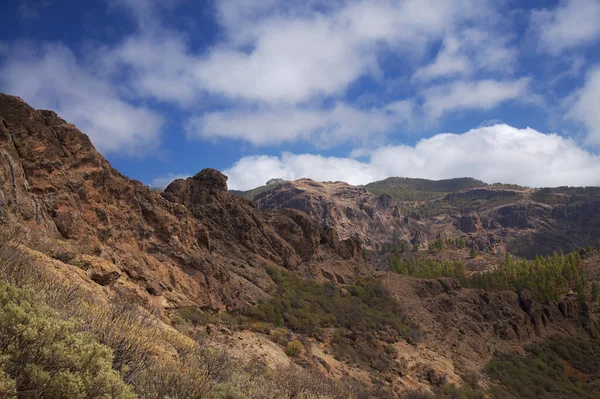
<box><xmin>1</xmin><ymin>0</ymin><xmax>600</xmax><ymax>190</ymax></box>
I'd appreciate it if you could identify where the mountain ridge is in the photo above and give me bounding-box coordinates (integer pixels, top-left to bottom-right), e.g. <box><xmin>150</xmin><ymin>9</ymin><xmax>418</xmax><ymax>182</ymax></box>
<box><xmin>234</xmin><ymin>176</ymin><xmax>600</xmax><ymax>259</ymax></box>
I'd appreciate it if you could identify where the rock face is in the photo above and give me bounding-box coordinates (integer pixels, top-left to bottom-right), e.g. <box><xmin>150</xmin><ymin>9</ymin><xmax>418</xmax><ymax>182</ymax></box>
<box><xmin>249</xmin><ymin>180</ymin><xmax>600</xmax><ymax>259</ymax></box>
<box><xmin>253</xmin><ymin>179</ymin><xmax>410</xmax><ymax>249</ymax></box>
<box><xmin>0</xmin><ymin>93</ymin><xmax>364</xmax><ymax>311</ymax></box>
<box><xmin>383</xmin><ymin>274</ymin><xmax>600</xmax><ymax>374</ymax></box>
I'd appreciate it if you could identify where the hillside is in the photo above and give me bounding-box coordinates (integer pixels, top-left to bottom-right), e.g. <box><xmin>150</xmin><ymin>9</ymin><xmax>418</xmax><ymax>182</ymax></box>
<box><xmin>243</xmin><ymin>177</ymin><xmax>600</xmax><ymax>260</ymax></box>
<box><xmin>365</xmin><ymin>176</ymin><xmax>488</xmax><ymax>201</ymax></box>
<box><xmin>1</xmin><ymin>93</ymin><xmax>600</xmax><ymax>398</ymax></box>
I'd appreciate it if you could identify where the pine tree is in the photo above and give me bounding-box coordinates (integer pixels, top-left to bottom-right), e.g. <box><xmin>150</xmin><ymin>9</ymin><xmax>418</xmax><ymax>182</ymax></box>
<box><xmin>592</xmin><ymin>282</ymin><xmax>599</xmax><ymax>302</ymax></box>
<box><xmin>470</xmin><ymin>246</ymin><xmax>479</xmax><ymax>258</ymax></box>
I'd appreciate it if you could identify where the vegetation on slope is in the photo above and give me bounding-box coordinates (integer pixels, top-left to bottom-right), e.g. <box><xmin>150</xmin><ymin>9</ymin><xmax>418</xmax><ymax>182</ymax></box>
<box><xmin>0</xmin><ymin>282</ymin><xmax>136</xmax><ymax>399</ymax></box>
<box><xmin>390</xmin><ymin>247</ymin><xmax>590</xmax><ymax>302</ymax></box>
<box><xmin>364</xmin><ymin>177</ymin><xmax>486</xmax><ymax>202</ymax></box>
<box><xmin>0</xmin><ymin>225</ymin><xmax>352</xmax><ymax>399</ymax></box>
<box><xmin>229</xmin><ymin>179</ymin><xmax>285</xmax><ymax>201</ymax></box>
<box><xmin>486</xmin><ymin>336</ymin><xmax>600</xmax><ymax>399</ymax></box>
<box><xmin>532</xmin><ymin>186</ymin><xmax>600</xmax><ymax>205</ymax></box>
<box><xmin>246</xmin><ymin>266</ymin><xmax>418</xmax><ymax>340</ymax></box>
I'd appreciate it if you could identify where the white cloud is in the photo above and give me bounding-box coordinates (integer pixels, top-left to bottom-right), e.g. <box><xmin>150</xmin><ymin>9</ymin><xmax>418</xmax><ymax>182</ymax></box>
<box><xmin>103</xmin><ymin>0</ymin><xmax>505</xmax><ymax>107</ymax></box>
<box><xmin>423</xmin><ymin>78</ymin><xmax>530</xmax><ymax>120</ymax></box>
<box><xmin>531</xmin><ymin>0</ymin><xmax>600</xmax><ymax>54</ymax></box>
<box><xmin>225</xmin><ymin>124</ymin><xmax>600</xmax><ymax>190</ymax></box>
<box><xmin>0</xmin><ymin>43</ymin><xmax>164</xmax><ymax>155</ymax></box>
<box><xmin>2</xmin><ymin>0</ymin><xmax>530</xmax><ymax>153</ymax></box>
<box><xmin>109</xmin><ymin>33</ymin><xmax>198</xmax><ymax>105</ymax></box>
<box><xmin>414</xmin><ymin>36</ymin><xmax>471</xmax><ymax>81</ymax></box>
<box><xmin>150</xmin><ymin>173</ymin><xmax>190</xmax><ymax>189</ymax></box>
<box><xmin>186</xmin><ymin>101</ymin><xmax>415</xmax><ymax>147</ymax></box>
<box><xmin>414</xmin><ymin>30</ymin><xmax>516</xmax><ymax>82</ymax></box>
<box><xmin>568</xmin><ymin>65</ymin><xmax>600</xmax><ymax>145</ymax></box>
<box><xmin>191</xmin><ymin>0</ymin><xmax>500</xmax><ymax>104</ymax></box>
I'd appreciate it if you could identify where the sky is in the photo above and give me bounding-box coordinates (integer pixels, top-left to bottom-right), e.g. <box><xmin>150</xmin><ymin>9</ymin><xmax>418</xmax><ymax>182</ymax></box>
<box><xmin>1</xmin><ymin>0</ymin><xmax>600</xmax><ymax>190</ymax></box>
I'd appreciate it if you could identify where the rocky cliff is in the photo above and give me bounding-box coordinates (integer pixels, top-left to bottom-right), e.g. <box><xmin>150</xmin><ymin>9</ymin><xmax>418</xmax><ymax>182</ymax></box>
<box><xmin>0</xmin><ymin>93</ymin><xmax>364</xmax><ymax>312</ymax></box>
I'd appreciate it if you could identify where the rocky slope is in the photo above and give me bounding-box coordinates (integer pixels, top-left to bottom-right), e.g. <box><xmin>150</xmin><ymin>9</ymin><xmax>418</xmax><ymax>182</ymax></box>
<box><xmin>247</xmin><ymin>178</ymin><xmax>600</xmax><ymax>260</ymax></box>
<box><xmin>0</xmin><ymin>93</ymin><xmax>364</xmax><ymax>313</ymax></box>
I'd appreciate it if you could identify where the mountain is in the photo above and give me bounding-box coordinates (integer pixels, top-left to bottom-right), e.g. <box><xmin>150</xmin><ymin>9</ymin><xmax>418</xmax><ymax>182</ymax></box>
<box><xmin>1</xmin><ymin>93</ymin><xmax>600</xmax><ymax>398</ymax></box>
<box><xmin>241</xmin><ymin>177</ymin><xmax>600</xmax><ymax>260</ymax></box>
<box><xmin>0</xmin><ymin>93</ymin><xmax>367</xmax><ymax>312</ymax></box>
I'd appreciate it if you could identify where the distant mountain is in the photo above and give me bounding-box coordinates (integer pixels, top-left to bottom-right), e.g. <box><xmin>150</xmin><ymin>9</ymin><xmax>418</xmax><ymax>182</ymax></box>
<box><xmin>364</xmin><ymin>176</ymin><xmax>488</xmax><ymax>201</ymax></box>
<box><xmin>236</xmin><ymin>176</ymin><xmax>600</xmax><ymax>259</ymax></box>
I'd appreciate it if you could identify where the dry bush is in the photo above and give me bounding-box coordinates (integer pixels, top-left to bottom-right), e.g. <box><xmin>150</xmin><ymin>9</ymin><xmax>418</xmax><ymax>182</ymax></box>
<box><xmin>0</xmin><ymin>223</ymin><xmax>38</xmax><ymax>286</ymax></box>
<box><xmin>130</xmin><ymin>355</ymin><xmax>211</xmax><ymax>399</ymax></box>
<box><xmin>212</xmin><ymin>358</ymin><xmax>351</xmax><ymax>399</ymax></box>
<box><xmin>269</xmin><ymin>327</ymin><xmax>290</xmax><ymax>346</ymax></box>
<box><xmin>72</xmin><ymin>293</ymin><xmax>162</xmax><ymax>378</ymax></box>
<box><xmin>285</xmin><ymin>340</ymin><xmax>304</xmax><ymax>357</ymax></box>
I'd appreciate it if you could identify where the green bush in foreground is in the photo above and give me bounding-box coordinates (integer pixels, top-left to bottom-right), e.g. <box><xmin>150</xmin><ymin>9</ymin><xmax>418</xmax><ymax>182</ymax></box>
<box><xmin>0</xmin><ymin>282</ymin><xmax>135</xmax><ymax>399</ymax></box>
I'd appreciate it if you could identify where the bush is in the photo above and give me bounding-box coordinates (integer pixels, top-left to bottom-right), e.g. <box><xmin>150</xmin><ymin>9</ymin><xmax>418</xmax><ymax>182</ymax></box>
<box><xmin>269</xmin><ymin>328</ymin><xmax>290</xmax><ymax>346</ymax></box>
<box><xmin>285</xmin><ymin>340</ymin><xmax>305</xmax><ymax>357</ymax></box>
<box><xmin>211</xmin><ymin>383</ymin><xmax>249</xmax><ymax>399</ymax></box>
<box><xmin>0</xmin><ymin>366</ymin><xmax>16</xmax><ymax>399</ymax></box>
<box><xmin>130</xmin><ymin>353</ymin><xmax>211</xmax><ymax>399</ymax></box>
<box><xmin>0</xmin><ymin>282</ymin><xmax>136</xmax><ymax>398</ymax></box>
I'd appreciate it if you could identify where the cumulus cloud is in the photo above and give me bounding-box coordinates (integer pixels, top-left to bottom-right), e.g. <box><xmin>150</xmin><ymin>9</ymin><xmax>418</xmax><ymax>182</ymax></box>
<box><xmin>2</xmin><ymin>0</ymin><xmax>533</xmax><ymax>152</ymax></box>
<box><xmin>531</xmin><ymin>0</ymin><xmax>600</xmax><ymax>54</ymax></box>
<box><xmin>108</xmin><ymin>33</ymin><xmax>198</xmax><ymax>105</ymax></box>
<box><xmin>568</xmin><ymin>65</ymin><xmax>600</xmax><ymax>145</ymax></box>
<box><xmin>225</xmin><ymin>124</ymin><xmax>600</xmax><ymax>190</ymax></box>
<box><xmin>104</xmin><ymin>0</ymin><xmax>510</xmax><ymax>108</ymax></box>
<box><xmin>185</xmin><ymin>101</ymin><xmax>415</xmax><ymax>147</ymax></box>
<box><xmin>414</xmin><ymin>30</ymin><xmax>516</xmax><ymax>82</ymax></box>
<box><xmin>422</xmin><ymin>78</ymin><xmax>530</xmax><ymax>120</ymax></box>
<box><xmin>191</xmin><ymin>0</ymin><xmax>503</xmax><ymax>104</ymax></box>
<box><xmin>0</xmin><ymin>43</ymin><xmax>164</xmax><ymax>155</ymax></box>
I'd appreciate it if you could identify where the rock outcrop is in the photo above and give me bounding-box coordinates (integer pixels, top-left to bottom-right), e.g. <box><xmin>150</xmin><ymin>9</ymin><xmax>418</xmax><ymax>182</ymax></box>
<box><xmin>0</xmin><ymin>93</ymin><xmax>364</xmax><ymax>312</ymax></box>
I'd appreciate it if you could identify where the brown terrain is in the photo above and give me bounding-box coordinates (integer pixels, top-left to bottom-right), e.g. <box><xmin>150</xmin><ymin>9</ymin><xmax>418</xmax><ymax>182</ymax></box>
<box><xmin>1</xmin><ymin>92</ymin><xmax>600</xmax><ymax>397</ymax></box>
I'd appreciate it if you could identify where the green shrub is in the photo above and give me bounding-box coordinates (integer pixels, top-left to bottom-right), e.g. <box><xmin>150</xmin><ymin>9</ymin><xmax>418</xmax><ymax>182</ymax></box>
<box><xmin>0</xmin><ymin>366</ymin><xmax>16</xmax><ymax>399</ymax></box>
<box><xmin>285</xmin><ymin>340</ymin><xmax>304</xmax><ymax>357</ymax></box>
<box><xmin>0</xmin><ymin>282</ymin><xmax>136</xmax><ymax>398</ymax></box>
